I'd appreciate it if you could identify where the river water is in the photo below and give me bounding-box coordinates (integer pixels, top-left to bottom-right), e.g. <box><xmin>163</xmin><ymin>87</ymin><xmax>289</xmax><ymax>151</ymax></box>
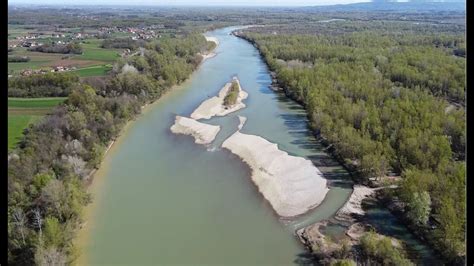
<box><xmin>80</xmin><ymin>26</ymin><xmax>433</xmax><ymax>265</ymax></box>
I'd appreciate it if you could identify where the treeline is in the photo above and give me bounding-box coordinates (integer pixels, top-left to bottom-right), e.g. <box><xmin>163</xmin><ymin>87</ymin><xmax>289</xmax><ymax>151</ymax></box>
<box><xmin>241</xmin><ymin>30</ymin><xmax>465</xmax><ymax>263</ymax></box>
<box><xmin>8</xmin><ymin>56</ymin><xmax>30</xmax><ymax>62</ymax></box>
<box><xmin>101</xmin><ymin>38</ymin><xmax>142</xmax><ymax>50</ymax></box>
<box><xmin>8</xmin><ymin>73</ymin><xmax>79</xmax><ymax>97</ymax></box>
<box><xmin>28</xmin><ymin>43</ymin><xmax>83</xmax><ymax>54</ymax></box>
<box><xmin>112</xmin><ymin>33</ymin><xmax>214</xmax><ymax>87</ymax></box>
<box><xmin>8</xmin><ymin>33</ymin><xmax>214</xmax><ymax>265</ymax></box>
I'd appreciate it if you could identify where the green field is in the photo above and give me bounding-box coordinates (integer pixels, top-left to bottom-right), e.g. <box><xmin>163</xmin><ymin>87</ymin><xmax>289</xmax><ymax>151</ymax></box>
<box><xmin>8</xmin><ymin>115</ymin><xmax>41</xmax><ymax>150</ymax></box>
<box><xmin>8</xmin><ymin>25</ymin><xmax>30</xmax><ymax>40</ymax></box>
<box><xmin>74</xmin><ymin>40</ymin><xmax>121</xmax><ymax>62</ymax></box>
<box><xmin>8</xmin><ymin>61</ymin><xmax>49</xmax><ymax>73</ymax></box>
<box><xmin>8</xmin><ymin>97</ymin><xmax>66</xmax><ymax>151</ymax></box>
<box><xmin>71</xmin><ymin>65</ymin><xmax>112</xmax><ymax>77</ymax></box>
<box><xmin>8</xmin><ymin>33</ymin><xmax>120</xmax><ymax>76</ymax></box>
<box><xmin>8</xmin><ymin>97</ymin><xmax>67</xmax><ymax>108</ymax></box>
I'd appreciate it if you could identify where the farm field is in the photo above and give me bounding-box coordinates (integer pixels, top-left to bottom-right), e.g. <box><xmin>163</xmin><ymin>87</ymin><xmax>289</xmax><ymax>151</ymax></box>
<box><xmin>70</xmin><ymin>64</ymin><xmax>112</xmax><ymax>77</ymax></box>
<box><xmin>8</xmin><ymin>97</ymin><xmax>66</xmax><ymax>150</ymax></box>
<box><xmin>72</xmin><ymin>39</ymin><xmax>122</xmax><ymax>62</ymax></box>
<box><xmin>8</xmin><ymin>28</ymin><xmax>121</xmax><ymax>76</ymax></box>
<box><xmin>8</xmin><ymin>115</ymin><xmax>41</xmax><ymax>150</ymax></box>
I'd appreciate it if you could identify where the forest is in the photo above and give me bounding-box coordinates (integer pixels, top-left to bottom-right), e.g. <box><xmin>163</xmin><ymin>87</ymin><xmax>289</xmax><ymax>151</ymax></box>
<box><xmin>240</xmin><ymin>21</ymin><xmax>465</xmax><ymax>262</ymax></box>
<box><xmin>9</xmin><ymin>73</ymin><xmax>80</xmax><ymax>97</ymax></box>
<box><xmin>8</xmin><ymin>33</ymin><xmax>214</xmax><ymax>265</ymax></box>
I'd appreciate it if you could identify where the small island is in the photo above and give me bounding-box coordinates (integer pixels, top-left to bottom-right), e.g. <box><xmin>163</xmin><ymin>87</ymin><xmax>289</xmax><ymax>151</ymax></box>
<box><xmin>170</xmin><ymin>116</ymin><xmax>221</xmax><ymax>145</ymax></box>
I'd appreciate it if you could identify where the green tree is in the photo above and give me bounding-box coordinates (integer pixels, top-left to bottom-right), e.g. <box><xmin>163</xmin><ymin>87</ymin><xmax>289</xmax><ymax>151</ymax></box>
<box><xmin>43</xmin><ymin>217</ymin><xmax>63</xmax><ymax>248</ymax></box>
<box><xmin>407</xmin><ymin>191</ymin><xmax>431</xmax><ymax>225</ymax></box>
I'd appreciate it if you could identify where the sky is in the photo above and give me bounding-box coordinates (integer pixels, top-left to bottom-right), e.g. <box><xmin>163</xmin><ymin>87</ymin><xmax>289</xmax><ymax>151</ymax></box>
<box><xmin>8</xmin><ymin>0</ymin><xmax>373</xmax><ymax>6</ymax></box>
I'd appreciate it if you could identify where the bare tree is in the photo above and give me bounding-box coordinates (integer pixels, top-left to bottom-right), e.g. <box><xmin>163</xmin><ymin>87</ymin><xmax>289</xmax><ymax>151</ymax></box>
<box><xmin>12</xmin><ymin>208</ymin><xmax>27</xmax><ymax>246</ymax></box>
<box><xmin>32</xmin><ymin>208</ymin><xmax>43</xmax><ymax>239</ymax></box>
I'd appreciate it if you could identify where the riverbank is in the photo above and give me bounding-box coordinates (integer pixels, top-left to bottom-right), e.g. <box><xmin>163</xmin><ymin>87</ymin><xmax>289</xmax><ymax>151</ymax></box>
<box><xmin>233</xmin><ymin>31</ymin><xmax>444</xmax><ymax>264</ymax></box>
<box><xmin>74</xmin><ymin>44</ymin><xmax>211</xmax><ymax>264</ymax></box>
<box><xmin>197</xmin><ymin>36</ymin><xmax>220</xmax><ymax>62</ymax></box>
<box><xmin>74</xmin><ymin>81</ymin><xmax>187</xmax><ymax>265</ymax></box>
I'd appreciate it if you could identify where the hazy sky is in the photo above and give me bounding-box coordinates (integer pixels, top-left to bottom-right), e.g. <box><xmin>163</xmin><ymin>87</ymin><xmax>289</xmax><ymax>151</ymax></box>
<box><xmin>8</xmin><ymin>0</ymin><xmax>372</xmax><ymax>6</ymax></box>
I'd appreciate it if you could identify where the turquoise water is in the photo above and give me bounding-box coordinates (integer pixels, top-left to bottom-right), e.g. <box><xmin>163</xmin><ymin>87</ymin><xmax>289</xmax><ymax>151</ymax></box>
<box><xmin>83</xmin><ymin>26</ymin><xmax>439</xmax><ymax>265</ymax></box>
<box><xmin>364</xmin><ymin>201</ymin><xmax>444</xmax><ymax>265</ymax></box>
<box><xmin>83</xmin><ymin>26</ymin><xmax>351</xmax><ymax>265</ymax></box>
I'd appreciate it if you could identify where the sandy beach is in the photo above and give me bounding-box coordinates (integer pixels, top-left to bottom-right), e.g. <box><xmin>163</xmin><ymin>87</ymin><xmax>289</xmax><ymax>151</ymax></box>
<box><xmin>205</xmin><ymin>36</ymin><xmax>220</xmax><ymax>46</ymax></box>
<box><xmin>335</xmin><ymin>185</ymin><xmax>376</xmax><ymax>222</ymax></box>
<box><xmin>170</xmin><ymin>115</ymin><xmax>221</xmax><ymax>144</ymax></box>
<box><xmin>221</xmin><ymin>116</ymin><xmax>329</xmax><ymax>217</ymax></box>
<box><xmin>191</xmin><ymin>77</ymin><xmax>248</xmax><ymax>120</ymax></box>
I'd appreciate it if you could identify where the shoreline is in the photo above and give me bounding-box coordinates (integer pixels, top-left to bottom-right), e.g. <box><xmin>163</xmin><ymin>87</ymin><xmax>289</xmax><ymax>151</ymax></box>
<box><xmin>73</xmin><ymin>92</ymin><xmax>169</xmax><ymax>265</ymax></box>
<box><xmin>73</xmin><ymin>44</ymin><xmax>209</xmax><ymax>264</ymax></box>
<box><xmin>233</xmin><ymin>32</ymin><xmax>447</xmax><ymax>264</ymax></box>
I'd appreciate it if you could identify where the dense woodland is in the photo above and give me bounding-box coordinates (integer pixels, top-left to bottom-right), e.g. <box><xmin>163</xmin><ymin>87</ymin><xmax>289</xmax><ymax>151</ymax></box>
<box><xmin>8</xmin><ymin>33</ymin><xmax>213</xmax><ymax>265</ymax></box>
<box><xmin>240</xmin><ymin>19</ymin><xmax>465</xmax><ymax>262</ymax></box>
<box><xmin>9</xmin><ymin>73</ymin><xmax>79</xmax><ymax>97</ymax></box>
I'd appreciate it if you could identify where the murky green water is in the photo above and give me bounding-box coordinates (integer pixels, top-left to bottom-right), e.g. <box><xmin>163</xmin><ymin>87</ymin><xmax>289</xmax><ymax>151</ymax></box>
<box><xmin>84</xmin><ymin>26</ymin><xmax>377</xmax><ymax>265</ymax></box>
<box><xmin>364</xmin><ymin>200</ymin><xmax>444</xmax><ymax>265</ymax></box>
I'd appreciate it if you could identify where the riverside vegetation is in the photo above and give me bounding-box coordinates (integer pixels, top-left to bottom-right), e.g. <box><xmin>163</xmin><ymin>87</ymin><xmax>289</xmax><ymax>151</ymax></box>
<box><xmin>223</xmin><ymin>80</ymin><xmax>240</xmax><ymax>106</ymax></box>
<box><xmin>8</xmin><ymin>32</ymin><xmax>216</xmax><ymax>264</ymax></box>
<box><xmin>239</xmin><ymin>15</ymin><xmax>465</xmax><ymax>263</ymax></box>
<box><xmin>8</xmin><ymin>4</ymin><xmax>466</xmax><ymax>265</ymax></box>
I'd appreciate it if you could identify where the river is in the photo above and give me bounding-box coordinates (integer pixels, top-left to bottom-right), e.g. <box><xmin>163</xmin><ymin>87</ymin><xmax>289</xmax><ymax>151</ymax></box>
<box><xmin>78</xmin><ymin>26</ymin><xmax>433</xmax><ymax>265</ymax></box>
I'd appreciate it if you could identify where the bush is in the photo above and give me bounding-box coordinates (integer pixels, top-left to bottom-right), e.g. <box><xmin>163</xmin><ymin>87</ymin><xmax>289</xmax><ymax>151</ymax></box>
<box><xmin>360</xmin><ymin>231</ymin><xmax>414</xmax><ymax>265</ymax></box>
<box><xmin>223</xmin><ymin>81</ymin><xmax>239</xmax><ymax>106</ymax></box>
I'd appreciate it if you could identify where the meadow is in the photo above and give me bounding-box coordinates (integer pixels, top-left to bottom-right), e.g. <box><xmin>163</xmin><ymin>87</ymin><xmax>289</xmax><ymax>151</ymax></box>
<box><xmin>8</xmin><ymin>26</ymin><xmax>122</xmax><ymax>76</ymax></box>
<box><xmin>8</xmin><ymin>97</ymin><xmax>66</xmax><ymax>150</ymax></box>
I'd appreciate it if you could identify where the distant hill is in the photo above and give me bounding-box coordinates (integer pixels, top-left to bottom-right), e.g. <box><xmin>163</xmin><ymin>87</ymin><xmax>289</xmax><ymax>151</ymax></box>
<box><xmin>301</xmin><ymin>1</ymin><xmax>466</xmax><ymax>12</ymax></box>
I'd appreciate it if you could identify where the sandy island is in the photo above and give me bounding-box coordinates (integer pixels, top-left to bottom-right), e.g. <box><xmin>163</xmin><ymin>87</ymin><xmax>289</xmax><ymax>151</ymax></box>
<box><xmin>170</xmin><ymin>115</ymin><xmax>221</xmax><ymax>145</ymax></box>
<box><xmin>191</xmin><ymin>77</ymin><xmax>248</xmax><ymax>120</ymax></box>
<box><xmin>221</xmin><ymin>116</ymin><xmax>329</xmax><ymax>217</ymax></box>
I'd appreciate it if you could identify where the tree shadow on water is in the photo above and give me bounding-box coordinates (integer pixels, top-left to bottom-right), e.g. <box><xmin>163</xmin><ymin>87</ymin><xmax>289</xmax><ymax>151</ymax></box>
<box><xmin>294</xmin><ymin>251</ymin><xmax>321</xmax><ymax>266</ymax></box>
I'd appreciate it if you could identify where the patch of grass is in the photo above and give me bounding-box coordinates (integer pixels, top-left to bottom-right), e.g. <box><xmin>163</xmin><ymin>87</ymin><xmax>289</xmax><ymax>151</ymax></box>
<box><xmin>74</xmin><ymin>39</ymin><xmax>121</xmax><ymax>62</ymax></box>
<box><xmin>8</xmin><ymin>97</ymin><xmax>66</xmax><ymax>150</ymax></box>
<box><xmin>8</xmin><ymin>115</ymin><xmax>41</xmax><ymax>151</ymax></box>
<box><xmin>8</xmin><ymin>97</ymin><xmax>67</xmax><ymax>108</ymax></box>
<box><xmin>8</xmin><ymin>61</ymin><xmax>48</xmax><ymax>72</ymax></box>
<box><xmin>75</xmin><ymin>48</ymin><xmax>120</xmax><ymax>62</ymax></box>
<box><xmin>7</xmin><ymin>50</ymin><xmax>65</xmax><ymax>73</ymax></box>
<box><xmin>71</xmin><ymin>65</ymin><xmax>112</xmax><ymax>77</ymax></box>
